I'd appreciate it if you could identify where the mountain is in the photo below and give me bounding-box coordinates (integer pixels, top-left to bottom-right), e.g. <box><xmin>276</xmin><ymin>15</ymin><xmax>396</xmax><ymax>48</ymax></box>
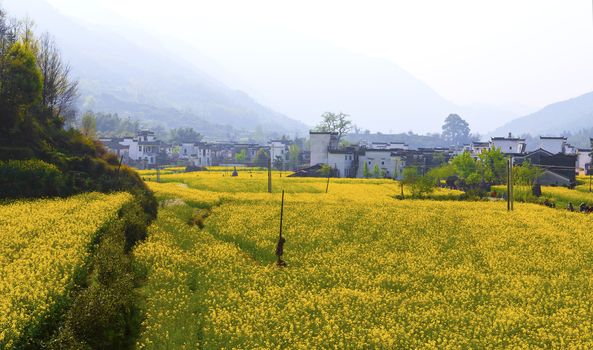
<box><xmin>177</xmin><ymin>29</ymin><xmax>519</xmax><ymax>134</ymax></box>
<box><xmin>492</xmin><ymin>91</ymin><xmax>593</xmax><ymax>137</ymax></box>
<box><xmin>3</xmin><ymin>0</ymin><xmax>309</xmax><ymax>138</ymax></box>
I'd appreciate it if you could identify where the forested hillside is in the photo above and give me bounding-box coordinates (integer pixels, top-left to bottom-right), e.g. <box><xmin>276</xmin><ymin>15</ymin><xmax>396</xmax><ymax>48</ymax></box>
<box><xmin>4</xmin><ymin>0</ymin><xmax>309</xmax><ymax>139</ymax></box>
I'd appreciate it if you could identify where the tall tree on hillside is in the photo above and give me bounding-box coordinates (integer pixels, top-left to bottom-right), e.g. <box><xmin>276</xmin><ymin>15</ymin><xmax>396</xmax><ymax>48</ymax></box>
<box><xmin>36</xmin><ymin>33</ymin><xmax>78</xmax><ymax>124</ymax></box>
<box><xmin>442</xmin><ymin>114</ymin><xmax>470</xmax><ymax>146</ymax></box>
<box><xmin>315</xmin><ymin>112</ymin><xmax>352</xmax><ymax>143</ymax></box>
<box><xmin>0</xmin><ymin>41</ymin><xmax>43</xmax><ymax>138</ymax></box>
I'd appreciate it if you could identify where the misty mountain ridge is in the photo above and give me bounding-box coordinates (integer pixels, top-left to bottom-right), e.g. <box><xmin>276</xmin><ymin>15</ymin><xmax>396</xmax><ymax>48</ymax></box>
<box><xmin>7</xmin><ymin>0</ymin><xmax>590</xmax><ymax>141</ymax></box>
<box><xmin>4</xmin><ymin>0</ymin><xmax>309</xmax><ymax>138</ymax></box>
<box><xmin>491</xmin><ymin>91</ymin><xmax>593</xmax><ymax>140</ymax></box>
<box><xmin>185</xmin><ymin>27</ymin><xmax>521</xmax><ymax>134</ymax></box>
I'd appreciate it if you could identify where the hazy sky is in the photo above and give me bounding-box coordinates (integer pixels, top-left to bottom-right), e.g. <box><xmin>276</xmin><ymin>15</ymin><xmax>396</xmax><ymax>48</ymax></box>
<box><xmin>40</xmin><ymin>0</ymin><xmax>593</xmax><ymax>114</ymax></box>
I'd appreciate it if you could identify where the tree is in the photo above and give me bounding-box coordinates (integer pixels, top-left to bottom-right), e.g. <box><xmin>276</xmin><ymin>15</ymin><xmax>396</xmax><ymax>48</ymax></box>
<box><xmin>451</xmin><ymin>151</ymin><xmax>481</xmax><ymax>184</ymax></box>
<box><xmin>442</xmin><ymin>114</ymin><xmax>470</xmax><ymax>146</ymax></box>
<box><xmin>363</xmin><ymin>161</ymin><xmax>370</xmax><ymax>178</ymax></box>
<box><xmin>427</xmin><ymin>163</ymin><xmax>456</xmax><ymax>186</ymax></box>
<box><xmin>273</xmin><ymin>155</ymin><xmax>283</xmax><ymax>170</ymax></box>
<box><xmin>514</xmin><ymin>161</ymin><xmax>544</xmax><ymax>187</ymax></box>
<box><xmin>235</xmin><ymin>149</ymin><xmax>247</xmax><ymax>162</ymax></box>
<box><xmin>36</xmin><ymin>33</ymin><xmax>78</xmax><ymax>124</ymax></box>
<box><xmin>320</xmin><ymin>163</ymin><xmax>331</xmax><ymax>177</ymax></box>
<box><xmin>477</xmin><ymin>147</ymin><xmax>507</xmax><ymax>183</ymax></box>
<box><xmin>373</xmin><ymin>164</ymin><xmax>380</xmax><ymax>178</ymax></box>
<box><xmin>402</xmin><ymin>166</ymin><xmax>434</xmax><ymax>198</ymax></box>
<box><xmin>315</xmin><ymin>112</ymin><xmax>352</xmax><ymax>143</ymax></box>
<box><xmin>288</xmin><ymin>144</ymin><xmax>300</xmax><ymax>170</ymax></box>
<box><xmin>94</xmin><ymin>113</ymin><xmax>140</xmax><ymax>137</ymax></box>
<box><xmin>0</xmin><ymin>41</ymin><xmax>43</xmax><ymax>135</ymax></box>
<box><xmin>254</xmin><ymin>148</ymin><xmax>269</xmax><ymax>168</ymax></box>
<box><xmin>80</xmin><ymin>111</ymin><xmax>96</xmax><ymax>138</ymax></box>
<box><xmin>168</xmin><ymin>127</ymin><xmax>202</xmax><ymax>143</ymax></box>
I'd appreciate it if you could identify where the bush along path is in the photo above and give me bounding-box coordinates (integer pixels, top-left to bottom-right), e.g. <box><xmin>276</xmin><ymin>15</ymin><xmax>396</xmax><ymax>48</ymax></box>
<box><xmin>36</xmin><ymin>199</ymin><xmax>152</xmax><ymax>350</ymax></box>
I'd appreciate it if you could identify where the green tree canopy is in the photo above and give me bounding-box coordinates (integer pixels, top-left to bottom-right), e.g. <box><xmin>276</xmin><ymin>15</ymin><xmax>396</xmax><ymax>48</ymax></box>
<box><xmin>168</xmin><ymin>127</ymin><xmax>202</xmax><ymax>144</ymax></box>
<box><xmin>254</xmin><ymin>148</ymin><xmax>269</xmax><ymax>168</ymax></box>
<box><xmin>0</xmin><ymin>41</ymin><xmax>43</xmax><ymax>136</ymax></box>
<box><xmin>314</xmin><ymin>112</ymin><xmax>352</xmax><ymax>143</ymax></box>
<box><xmin>402</xmin><ymin>166</ymin><xmax>434</xmax><ymax>197</ymax></box>
<box><xmin>288</xmin><ymin>144</ymin><xmax>300</xmax><ymax>170</ymax></box>
<box><xmin>477</xmin><ymin>147</ymin><xmax>507</xmax><ymax>183</ymax></box>
<box><xmin>442</xmin><ymin>114</ymin><xmax>470</xmax><ymax>146</ymax></box>
<box><xmin>451</xmin><ymin>151</ymin><xmax>477</xmax><ymax>180</ymax></box>
<box><xmin>235</xmin><ymin>149</ymin><xmax>247</xmax><ymax>162</ymax></box>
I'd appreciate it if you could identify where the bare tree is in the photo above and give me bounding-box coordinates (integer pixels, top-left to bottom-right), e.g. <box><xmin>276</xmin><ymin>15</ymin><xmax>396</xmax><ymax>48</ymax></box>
<box><xmin>315</xmin><ymin>112</ymin><xmax>352</xmax><ymax>143</ymax></box>
<box><xmin>0</xmin><ymin>11</ymin><xmax>19</xmax><ymax>97</ymax></box>
<box><xmin>36</xmin><ymin>32</ymin><xmax>78</xmax><ymax>122</ymax></box>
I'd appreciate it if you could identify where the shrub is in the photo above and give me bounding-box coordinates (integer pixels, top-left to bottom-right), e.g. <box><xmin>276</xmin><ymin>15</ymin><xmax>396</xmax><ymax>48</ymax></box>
<box><xmin>0</xmin><ymin>159</ymin><xmax>66</xmax><ymax>198</ymax></box>
<box><xmin>47</xmin><ymin>198</ymin><xmax>147</xmax><ymax>349</ymax></box>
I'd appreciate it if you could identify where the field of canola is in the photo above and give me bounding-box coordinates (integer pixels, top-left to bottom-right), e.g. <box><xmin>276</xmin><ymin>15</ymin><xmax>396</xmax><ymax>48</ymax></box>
<box><xmin>493</xmin><ymin>184</ymin><xmax>593</xmax><ymax>207</ymax></box>
<box><xmin>0</xmin><ymin>192</ymin><xmax>132</xmax><ymax>348</ymax></box>
<box><xmin>135</xmin><ymin>170</ymin><xmax>593</xmax><ymax>348</ymax></box>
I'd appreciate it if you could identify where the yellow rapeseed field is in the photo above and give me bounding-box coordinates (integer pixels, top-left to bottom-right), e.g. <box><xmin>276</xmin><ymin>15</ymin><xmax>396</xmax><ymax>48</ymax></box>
<box><xmin>136</xmin><ymin>173</ymin><xmax>593</xmax><ymax>348</ymax></box>
<box><xmin>0</xmin><ymin>192</ymin><xmax>132</xmax><ymax>349</ymax></box>
<box><xmin>494</xmin><ymin>185</ymin><xmax>593</xmax><ymax>206</ymax></box>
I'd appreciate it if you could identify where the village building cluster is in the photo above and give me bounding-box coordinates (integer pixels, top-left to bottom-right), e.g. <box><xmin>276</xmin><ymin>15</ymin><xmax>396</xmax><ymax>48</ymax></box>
<box><xmin>100</xmin><ymin>131</ymin><xmax>308</xmax><ymax>170</ymax></box>
<box><xmin>308</xmin><ymin>131</ymin><xmax>592</xmax><ymax>187</ymax></box>
<box><xmin>100</xmin><ymin>129</ymin><xmax>592</xmax><ymax>187</ymax></box>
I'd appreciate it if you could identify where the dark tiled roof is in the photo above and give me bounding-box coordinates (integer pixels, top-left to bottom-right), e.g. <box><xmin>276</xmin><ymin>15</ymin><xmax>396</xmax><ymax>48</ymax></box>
<box><xmin>309</xmin><ymin>131</ymin><xmax>339</xmax><ymax>135</ymax></box>
<box><xmin>102</xmin><ymin>140</ymin><xmax>129</xmax><ymax>150</ymax></box>
<box><xmin>540</xmin><ymin>136</ymin><xmax>567</xmax><ymax>140</ymax></box>
<box><xmin>491</xmin><ymin>137</ymin><xmax>526</xmax><ymax>141</ymax></box>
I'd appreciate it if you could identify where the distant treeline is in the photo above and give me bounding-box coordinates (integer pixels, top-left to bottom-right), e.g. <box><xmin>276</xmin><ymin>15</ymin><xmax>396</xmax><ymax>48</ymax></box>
<box><xmin>94</xmin><ymin>112</ymin><xmax>140</xmax><ymax>137</ymax></box>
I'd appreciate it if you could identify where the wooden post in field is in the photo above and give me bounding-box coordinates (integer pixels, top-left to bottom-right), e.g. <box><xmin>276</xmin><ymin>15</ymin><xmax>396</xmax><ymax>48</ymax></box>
<box><xmin>510</xmin><ymin>156</ymin><xmax>515</xmax><ymax>211</ymax></box>
<box><xmin>275</xmin><ymin>190</ymin><xmax>286</xmax><ymax>267</ymax></box>
<box><xmin>325</xmin><ymin>165</ymin><xmax>331</xmax><ymax>193</ymax></box>
<box><xmin>268</xmin><ymin>152</ymin><xmax>272</xmax><ymax>193</ymax></box>
<box><xmin>507</xmin><ymin>158</ymin><xmax>511</xmax><ymax>211</ymax></box>
<box><xmin>279</xmin><ymin>190</ymin><xmax>284</xmax><ymax>239</ymax></box>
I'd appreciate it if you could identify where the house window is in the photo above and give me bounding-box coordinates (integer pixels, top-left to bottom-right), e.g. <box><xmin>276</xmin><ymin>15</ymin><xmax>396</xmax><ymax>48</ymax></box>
<box><xmin>368</xmin><ymin>161</ymin><xmax>371</xmax><ymax>164</ymax></box>
<box><xmin>381</xmin><ymin>161</ymin><xmax>384</xmax><ymax>165</ymax></box>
